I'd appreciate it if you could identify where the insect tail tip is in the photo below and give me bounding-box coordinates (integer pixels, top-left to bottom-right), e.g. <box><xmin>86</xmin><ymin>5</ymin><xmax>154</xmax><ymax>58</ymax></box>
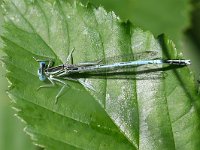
<box><xmin>186</xmin><ymin>60</ymin><xmax>191</xmax><ymax>65</ymax></box>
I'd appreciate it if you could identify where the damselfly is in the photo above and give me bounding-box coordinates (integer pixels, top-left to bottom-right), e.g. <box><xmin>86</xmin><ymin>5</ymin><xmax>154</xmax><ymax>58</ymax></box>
<box><xmin>34</xmin><ymin>49</ymin><xmax>191</xmax><ymax>103</ymax></box>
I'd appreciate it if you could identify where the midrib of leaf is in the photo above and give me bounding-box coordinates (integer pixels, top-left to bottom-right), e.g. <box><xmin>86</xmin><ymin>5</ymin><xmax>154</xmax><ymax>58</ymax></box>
<box><xmin>89</xmin><ymin>7</ymin><xmax>138</xmax><ymax>147</ymax></box>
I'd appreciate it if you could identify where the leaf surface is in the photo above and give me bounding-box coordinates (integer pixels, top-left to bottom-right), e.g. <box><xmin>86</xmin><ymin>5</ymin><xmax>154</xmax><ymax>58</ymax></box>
<box><xmin>1</xmin><ymin>0</ymin><xmax>200</xmax><ymax>149</ymax></box>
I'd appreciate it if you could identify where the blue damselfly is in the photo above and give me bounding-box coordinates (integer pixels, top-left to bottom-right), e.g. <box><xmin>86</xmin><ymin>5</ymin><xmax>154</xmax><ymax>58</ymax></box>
<box><xmin>34</xmin><ymin>49</ymin><xmax>191</xmax><ymax>103</ymax></box>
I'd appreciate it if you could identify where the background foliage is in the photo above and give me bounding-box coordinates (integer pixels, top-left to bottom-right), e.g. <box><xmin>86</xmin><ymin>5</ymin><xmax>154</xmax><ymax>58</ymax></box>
<box><xmin>0</xmin><ymin>0</ymin><xmax>200</xmax><ymax>150</ymax></box>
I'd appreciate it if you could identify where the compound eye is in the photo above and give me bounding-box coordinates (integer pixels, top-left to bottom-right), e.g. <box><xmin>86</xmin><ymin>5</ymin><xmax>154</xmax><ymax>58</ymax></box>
<box><xmin>39</xmin><ymin>75</ymin><xmax>46</xmax><ymax>81</ymax></box>
<box><xmin>40</xmin><ymin>62</ymin><xmax>46</xmax><ymax>68</ymax></box>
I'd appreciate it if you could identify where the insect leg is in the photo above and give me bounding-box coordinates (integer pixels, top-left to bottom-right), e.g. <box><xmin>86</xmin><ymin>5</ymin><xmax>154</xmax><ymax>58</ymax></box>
<box><xmin>47</xmin><ymin>59</ymin><xmax>54</xmax><ymax>68</ymax></box>
<box><xmin>33</xmin><ymin>57</ymin><xmax>53</xmax><ymax>64</ymax></box>
<box><xmin>55</xmin><ymin>84</ymin><xmax>67</xmax><ymax>104</ymax></box>
<box><xmin>37</xmin><ymin>77</ymin><xmax>56</xmax><ymax>90</ymax></box>
<box><xmin>66</xmin><ymin>48</ymin><xmax>75</xmax><ymax>64</ymax></box>
<box><xmin>50</xmin><ymin>77</ymin><xmax>68</xmax><ymax>104</ymax></box>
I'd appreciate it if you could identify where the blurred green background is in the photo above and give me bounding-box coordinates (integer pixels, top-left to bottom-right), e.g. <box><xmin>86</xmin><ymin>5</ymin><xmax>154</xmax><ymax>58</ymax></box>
<box><xmin>0</xmin><ymin>0</ymin><xmax>200</xmax><ymax>149</ymax></box>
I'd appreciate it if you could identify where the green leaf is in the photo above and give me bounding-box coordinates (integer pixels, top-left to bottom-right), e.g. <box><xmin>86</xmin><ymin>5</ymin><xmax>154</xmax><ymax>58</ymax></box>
<box><xmin>1</xmin><ymin>0</ymin><xmax>200</xmax><ymax>149</ymax></box>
